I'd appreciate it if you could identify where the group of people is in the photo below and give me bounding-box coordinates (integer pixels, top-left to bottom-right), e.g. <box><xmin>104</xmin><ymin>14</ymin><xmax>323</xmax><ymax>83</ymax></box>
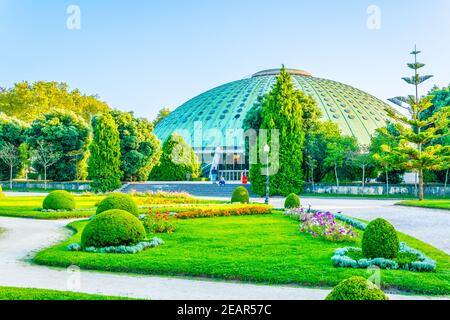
<box><xmin>210</xmin><ymin>167</ymin><xmax>226</xmax><ymax>186</ymax></box>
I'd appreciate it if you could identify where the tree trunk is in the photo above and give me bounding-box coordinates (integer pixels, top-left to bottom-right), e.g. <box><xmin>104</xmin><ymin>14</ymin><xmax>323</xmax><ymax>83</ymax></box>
<box><xmin>362</xmin><ymin>166</ymin><xmax>366</xmax><ymax>188</ymax></box>
<box><xmin>385</xmin><ymin>169</ymin><xmax>389</xmax><ymax>195</ymax></box>
<box><xmin>44</xmin><ymin>166</ymin><xmax>47</xmax><ymax>190</ymax></box>
<box><xmin>335</xmin><ymin>163</ymin><xmax>339</xmax><ymax>188</ymax></box>
<box><xmin>445</xmin><ymin>168</ymin><xmax>449</xmax><ymax>189</ymax></box>
<box><xmin>311</xmin><ymin>166</ymin><xmax>315</xmax><ymax>193</ymax></box>
<box><xmin>418</xmin><ymin>169</ymin><xmax>424</xmax><ymax>201</ymax></box>
<box><xmin>9</xmin><ymin>163</ymin><xmax>13</xmax><ymax>190</ymax></box>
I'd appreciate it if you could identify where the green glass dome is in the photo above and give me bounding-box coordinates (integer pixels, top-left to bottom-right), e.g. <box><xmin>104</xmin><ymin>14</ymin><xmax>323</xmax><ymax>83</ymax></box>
<box><xmin>155</xmin><ymin>68</ymin><xmax>398</xmax><ymax>147</ymax></box>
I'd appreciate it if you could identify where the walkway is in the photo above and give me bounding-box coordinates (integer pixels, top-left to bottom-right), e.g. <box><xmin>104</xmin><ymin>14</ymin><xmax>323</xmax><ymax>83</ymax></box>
<box><xmin>0</xmin><ymin>216</ymin><xmax>447</xmax><ymax>300</ymax></box>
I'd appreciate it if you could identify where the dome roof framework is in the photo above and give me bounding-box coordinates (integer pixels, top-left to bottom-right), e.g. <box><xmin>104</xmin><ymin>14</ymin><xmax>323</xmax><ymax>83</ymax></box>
<box><xmin>155</xmin><ymin>69</ymin><xmax>398</xmax><ymax>148</ymax></box>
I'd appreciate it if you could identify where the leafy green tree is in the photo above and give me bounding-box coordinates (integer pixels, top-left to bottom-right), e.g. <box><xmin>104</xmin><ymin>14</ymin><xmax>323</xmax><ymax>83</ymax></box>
<box><xmin>324</xmin><ymin>136</ymin><xmax>358</xmax><ymax>187</ymax></box>
<box><xmin>0</xmin><ymin>142</ymin><xmax>21</xmax><ymax>189</ymax></box>
<box><xmin>153</xmin><ymin>108</ymin><xmax>171</xmax><ymax>127</ymax></box>
<box><xmin>111</xmin><ymin>110</ymin><xmax>161</xmax><ymax>181</ymax></box>
<box><xmin>386</xmin><ymin>48</ymin><xmax>450</xmax><ymax>200</ymax></box>
<box><xmin>26</xmin><ymin>110</ymin><xmax>91</xmax><ymax>181</ymax></box>
<box><xmin>425</xmin><ymin>85</ymin><xmax>450</xmax><ymax>184</ymax></box>
<box><xmin>19</xmin><ymin>143</ymin><xmax>32</xmax><ymax>180</ymax></box>
<box><xmin>302</xmin><ymin>121</ymin><xmax>341</xmax><ymax>184</ymax></box>
<box><xmin>350</xmin><ymin>146</ymin><xmax>376</xmax><ymax>188</ymax></box>
<box><xmin>88</xmin><ymin>113</ymin><xmax>123</xmax><ymax>192</ymax></box>
<box><xmin>32</xmin><ymin>141</ymin><xmax>62</xmax><ymax>190</ymax></box>
<box><xmin>243</xmin><ymin>96</ymin><xmax>265</xmax><ymax>132</ymax></box>
<box><xmin>370</xmin><ymin>124</ymin><xmax>405</xmax><ymax>189</ymax></box>
<box><xmin>149</xmin><ymin>133</ymin><xmax>200</xmax><ymax>181</ymax></box>
<box><xmin>0</xmin><ymin>113</ymin><xmax>27</xmax><ymax>181</ymax></box>
<box><xmin>0</xmin><ymin>81</ymin><xmax>110</xmax><ymax>123</ymax></box>
<box><xmin>249</xmin><ymin>66</ymin><xmax>307</xmax><ymax>196</ymax></box>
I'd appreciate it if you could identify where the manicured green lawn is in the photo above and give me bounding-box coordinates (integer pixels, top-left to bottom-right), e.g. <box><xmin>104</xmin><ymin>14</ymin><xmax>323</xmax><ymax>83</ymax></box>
<box><xmin>397</xmin><ymin>200</ymin><xmax>450</xmax><ymax>210</ymax></box>
<box><xmin>1</xmin><ymin>187</ymin><xmax>82</xmax><ymax>193</ymax></box>
<box><xmin>34</xmin><ymin>213</ymin><xmax>450</xmax><ymax>296</ymax></box>
<box><xmin>0</xmin><ymin>196</ymin><xmax>227</xmax><ymax>219</ymax></box>
<box><xmin>0</xmin><ymin>286</ymin><xmax>133</xmax><ymax>300</ymax></box>
<box><xmin>0</xmin><ymin>196</ymin><xmax>103</xmax><ymax>219</ymax></box>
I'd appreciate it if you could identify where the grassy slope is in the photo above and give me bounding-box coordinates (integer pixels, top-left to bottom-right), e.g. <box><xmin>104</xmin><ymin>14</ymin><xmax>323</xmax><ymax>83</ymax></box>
<box><xmin>0</xmin><ymin>286</ymin><xmax>133</xmax><ymax>300</ymax></box>
<box><xmin>397</xmin><ymin>200</ymin><xmax>450</xmax><ymax>210</ymax></box>
<box><xmin>34</xmin><ymin>213</ymin><xmax>450</xmax><ymax>296</ymax></box>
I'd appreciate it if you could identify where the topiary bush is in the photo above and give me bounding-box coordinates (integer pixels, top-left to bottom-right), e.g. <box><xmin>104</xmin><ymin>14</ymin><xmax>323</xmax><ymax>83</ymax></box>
<box><xmin>231</xmin><ymin>186</ymin><xmax>250</xmax><ymax>204</ymax></box>
<box><xmin>362</xmin><ymin>218</ymin><xmax>400</xmax><ymax>259</ymax></box>
<box><xmin>96</xmin><ymin>193</ymin><xmax>139</xmax><ymax>217</ymax></box>
<box><xmin>81</xmin><ymin>209</ymin><xmax>146</xmax><ymax>248</ymax></box>
<box><xmin>284</xmin><ymin>193</ymin><xmax>300</xmax><ymax>209</ymax></box>
<box><xmin>43</xmin><ymin>190</ymin><xmax>76</xmax><ymax>211</ymax></box>
<box><xmin>325</xmin><ymin>276</ymin><xmax>389</xmax><ymax>300</ymax></box>
<box><xmin>0</xmin><ymin>185</ymin><xmax>4</xmax><ymax>199</ymax></box>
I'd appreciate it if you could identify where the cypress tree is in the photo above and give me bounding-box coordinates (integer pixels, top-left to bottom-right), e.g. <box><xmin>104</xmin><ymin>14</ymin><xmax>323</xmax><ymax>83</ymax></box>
<box><xmin>249</xmin><ymin>66</ymin><xmax>306</xmax><ymax>196</ymax></box>
<box><xmin>88</xmin><ymin>112</ymin><xmax>123</xmax><ymax>192</ymax></box>
<box><xmin>149</xmin><ymin>133</ymin><xmax>200</xmax><ymax>181</ymax></box>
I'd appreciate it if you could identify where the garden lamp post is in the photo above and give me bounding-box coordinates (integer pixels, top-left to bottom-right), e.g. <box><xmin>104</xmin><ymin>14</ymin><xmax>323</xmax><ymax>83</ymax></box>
<box><xmin>263</xmin><ymin>143</ymin><xmax>270</xmax><ymax>205</ymax></box>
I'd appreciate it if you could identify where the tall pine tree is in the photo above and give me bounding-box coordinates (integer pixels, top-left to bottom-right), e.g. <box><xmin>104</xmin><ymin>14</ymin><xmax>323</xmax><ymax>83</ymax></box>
<box><xmin>249</xmin><ymin>66</ymin><xmax>307</xmax><ymax>196</ymax></box>
<box><xmin>385</xmin><ymin>47</ymin><xmax>450</xmax><ymax>200</ymax></box>
<box><xmin>88</xmin><ymin>112</ymin><xmax>123</xmax><ymax>192</ymax></box>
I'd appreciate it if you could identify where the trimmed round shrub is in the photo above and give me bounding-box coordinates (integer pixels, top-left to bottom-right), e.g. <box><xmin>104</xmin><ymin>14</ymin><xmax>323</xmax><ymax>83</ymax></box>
<box><xmin>326</xmin><ymin>277</ymin><xmax>389</xmax><ymax>300</ymax></box>
<box><xmin>362</xmin><ymin>218</ymin><xmax>399</xmax><ymax>259</ymax></box>
<box><xmin>96</xmin><ymin>193</ymin><xmax>139</xmax><ymax>217</ymax></box>
<box><xmin>284</xmin><ymin>193</ymin><xmax>300</xmax><ymax>209</ymax></box>
<box><xmin>0</xmin><ymin>185</ymin><xmax>4</xmax><ymax>198</ymax></box>
<box><xmin>81</xmin><ymin>209</ymin><xmax>146</xmax><ymax>248</ymax></box>
<box><xmin>43</xmin><ymin>190</ymin><xmax>76</xmax><ymax>211</ymax></box>
<box><xmin>231</xmin><ymin>186</ymin><xmax>250</xmax><ymax>204</ymax></box>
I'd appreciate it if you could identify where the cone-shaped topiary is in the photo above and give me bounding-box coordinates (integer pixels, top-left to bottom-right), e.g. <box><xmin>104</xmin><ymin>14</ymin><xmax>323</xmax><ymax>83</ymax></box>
<box><xmin>0</xmin><ymin>185</ymin><xmax>4</xmax><ymax>198</ymax></box>
<box><xmin>88</xmin><ymin>112</ymin><xmax>123</xmax><ymax>193</ymax></box>
<box><xmin>96</xmin><ymin>193</ymin><xmax>139</xmax><ymax>217</ymax></box>
<box><xmin>326</xmin><ymin>276</ymin><xmax>389</xmax><ymax>300</ymax></box>
<box><xmin>284</xmin><ymin>193</ymin><xmax>300</xmax><ymax>209</ymax></box>
<box><xmin>231</xmin><ymin>186</ymin><xmax>250</xmax><ymax>204</ymax></box>
<box><xmin>81</xmin><ymin>209</ymin><xmax>146</xmax><ymax>248</ymax></box>
<box><xmin>362</xmin><ymin>218</ymin><xmax>399</xmax><ymax>259</ymax></box>
<box><xmin>43</xmin><ymin>190</ymin><xmax>76</xmax><ymax>211</ymax></box>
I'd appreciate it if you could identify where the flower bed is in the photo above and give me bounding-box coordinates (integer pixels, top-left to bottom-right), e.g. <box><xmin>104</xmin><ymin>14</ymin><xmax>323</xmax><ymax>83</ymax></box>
<box><xmin>67</xmin><ymin>237</ymin><xmax>164</xmax><ymax>254</ymax></box>
<box><xmin>130</xmin><ymin>191</ymin><xmax>210</xmax><ymax>205</ymax></box>
<box><xmin>175</xmin><ymin>204</ymin><xmax>272</xmax><ymax>219</ymax></box>
<box><xmin>285</xmin><ymin>208</ymin><xmax>360</xmax><ymax>243</ymax></box>
<box><xmin>142</xmin><ymin>208</ymin><xmax>177</xmax><ymax>233</ymax></box>
<box><xmin>285</xmin><ymin>207</ymin><xmax>367</xmax><ymax>231</ymax></box>
<box><xmin>332</xmin><ymin>242</ymin><xmax>437</xmax><ymax>272</ymax></box>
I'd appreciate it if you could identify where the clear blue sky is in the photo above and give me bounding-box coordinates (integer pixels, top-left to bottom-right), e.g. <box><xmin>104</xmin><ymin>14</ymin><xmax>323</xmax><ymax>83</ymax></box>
<box><xmin>1</xmin><ymin>0</ymin><xmax>449</xmax><ymax>120</ymax></box>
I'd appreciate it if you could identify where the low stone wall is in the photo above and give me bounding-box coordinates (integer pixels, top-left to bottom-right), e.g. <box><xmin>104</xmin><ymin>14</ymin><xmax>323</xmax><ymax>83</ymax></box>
<box><xmin>303</xmin><ymin>183</ymin><xmax>450</xmax><ymax>197</ymax></box>
<box><xmin>0</xmin><ymin>181</ymin><xmax>91</xmax><ymax>191</ymax></box>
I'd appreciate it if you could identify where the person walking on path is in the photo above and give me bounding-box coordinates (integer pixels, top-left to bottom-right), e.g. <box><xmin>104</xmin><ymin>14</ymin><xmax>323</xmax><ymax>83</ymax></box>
<box><xmin>211</xmin><ymin>167</ymin><xmax>218</xmax><ymax>184</ymax></box>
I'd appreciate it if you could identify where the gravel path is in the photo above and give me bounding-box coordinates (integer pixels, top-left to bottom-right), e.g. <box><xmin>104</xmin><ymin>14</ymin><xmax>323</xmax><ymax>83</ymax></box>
<box><xmin>0</xmin><ymin>216</ymin><xmax>447</xmax><ymax>300</ymax></box>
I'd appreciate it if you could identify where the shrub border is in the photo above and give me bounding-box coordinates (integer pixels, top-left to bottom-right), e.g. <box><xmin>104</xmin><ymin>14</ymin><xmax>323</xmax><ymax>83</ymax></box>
<box><xmin>67</xmin><ymin>237</ymin><xmax>164</xmax><ymax>254</ymax></box>
<box><xmin>331</xmin><ymin>242</ymin><xmax>437</xmax><ymax>272</ymax></box>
